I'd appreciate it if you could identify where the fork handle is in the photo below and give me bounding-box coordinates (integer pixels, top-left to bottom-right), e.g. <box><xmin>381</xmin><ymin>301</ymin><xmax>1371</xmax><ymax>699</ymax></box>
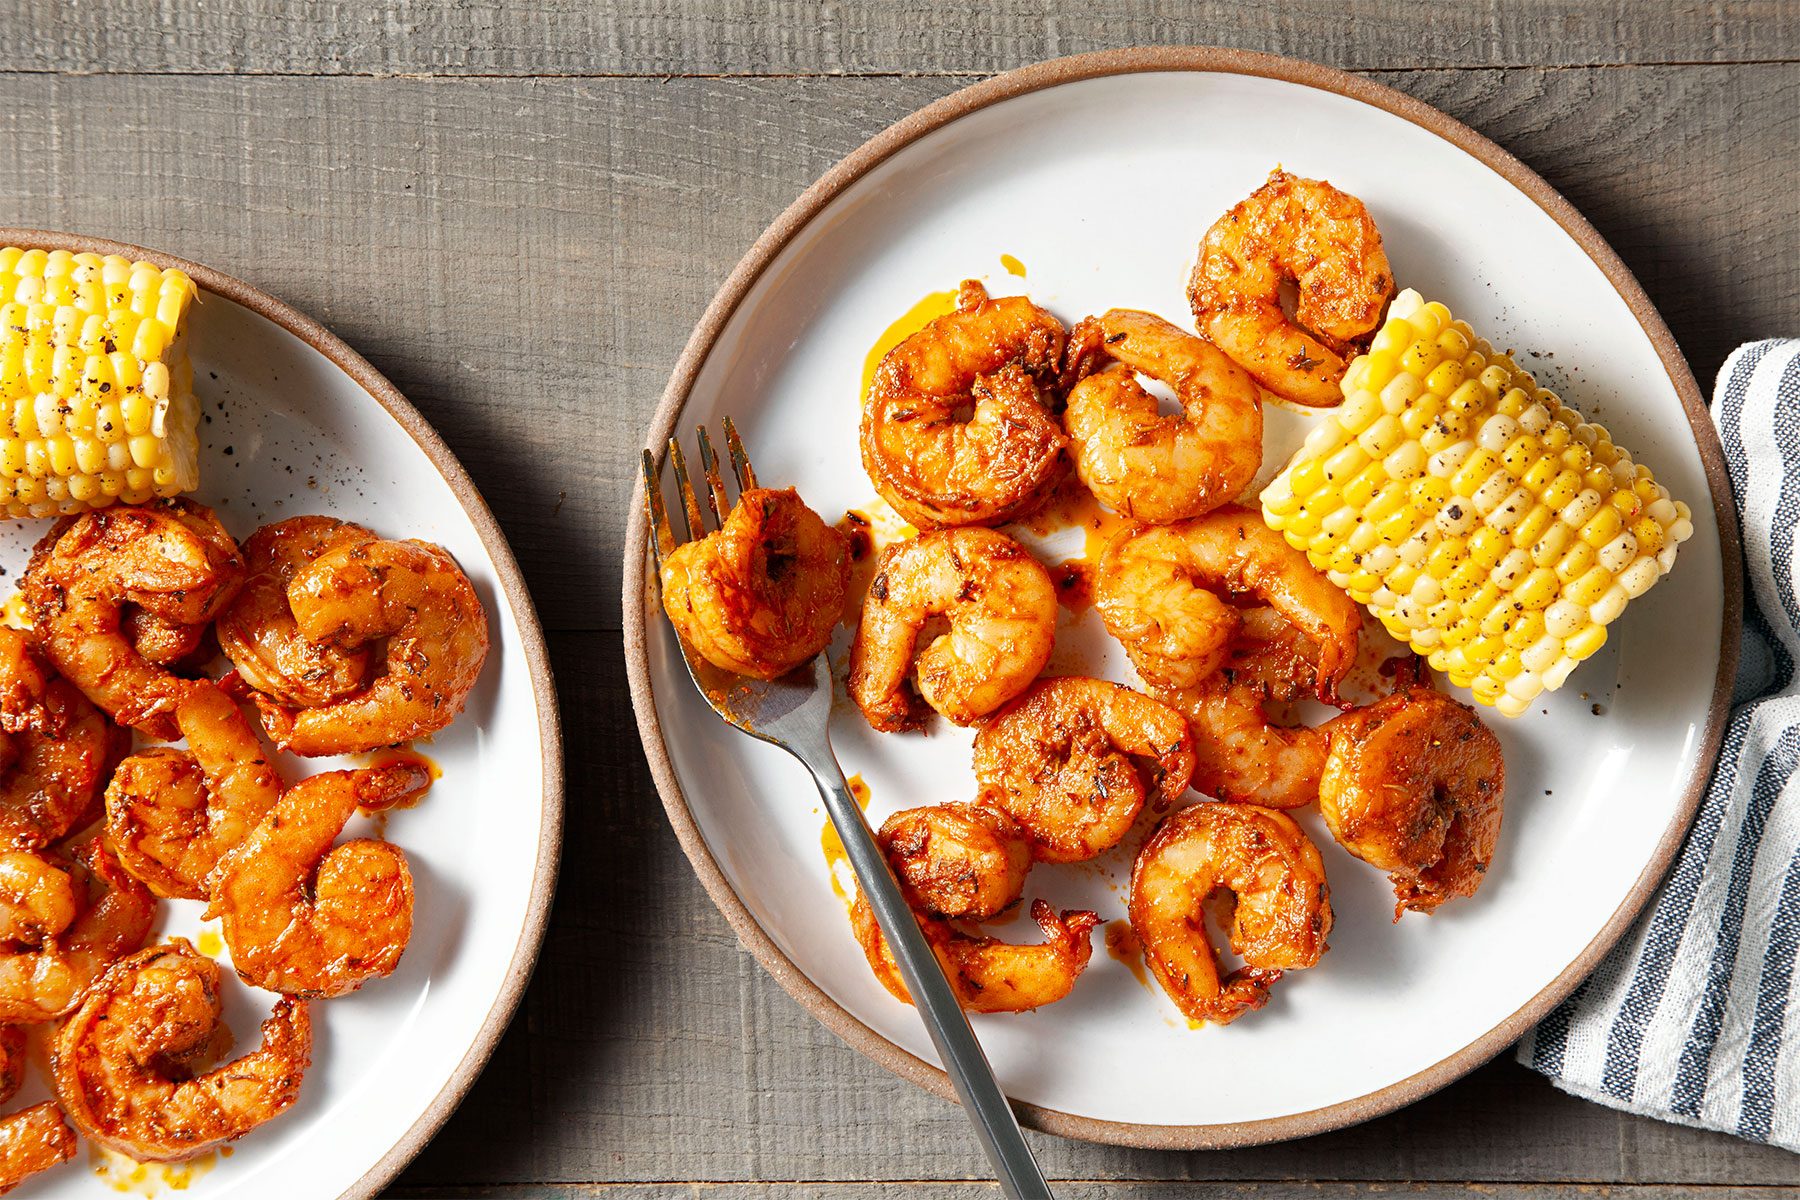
<box><xmin>803</xmin><ymin>755</ymin><xmax>1053</xmax><ymax>1200</ymax></box>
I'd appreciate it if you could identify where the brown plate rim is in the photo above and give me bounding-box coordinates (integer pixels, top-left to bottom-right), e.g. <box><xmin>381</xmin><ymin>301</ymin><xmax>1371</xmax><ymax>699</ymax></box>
<box><xmin>619</xmin><ymin>46</ymin><xmax>1744</xmax><ymax>1150</ymax></box>
<box><xmin>0</xmin><ymin>229</ymin><xmax>567</xmax><ymax>1192</ymax></box>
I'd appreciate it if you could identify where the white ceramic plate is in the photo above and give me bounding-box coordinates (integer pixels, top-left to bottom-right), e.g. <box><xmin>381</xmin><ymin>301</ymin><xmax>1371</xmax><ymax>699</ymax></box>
<box><xmin>626</xmin><ymin>50</ymin><xmax>1738</xmax><ymax>1147</ymax></box>
<box><xmin>0</xmin><ymin>234</ymin><xmax>562</xmax><ymax>1197</ymax></box>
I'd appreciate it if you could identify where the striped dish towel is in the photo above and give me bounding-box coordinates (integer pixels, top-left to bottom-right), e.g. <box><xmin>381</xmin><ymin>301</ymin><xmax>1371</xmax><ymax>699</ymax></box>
<box><xmin>1518</xmin><ymin>339</ymin><xmax>1800</xmax><ymax>1148</ymax></box>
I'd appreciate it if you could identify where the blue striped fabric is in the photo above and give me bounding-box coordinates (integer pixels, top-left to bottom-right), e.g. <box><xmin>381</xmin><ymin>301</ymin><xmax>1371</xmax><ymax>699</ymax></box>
<box><xmin>1518</xmin><ymin>339</ymin><xmax>1800</xmax><ymax>1149</ymax></box>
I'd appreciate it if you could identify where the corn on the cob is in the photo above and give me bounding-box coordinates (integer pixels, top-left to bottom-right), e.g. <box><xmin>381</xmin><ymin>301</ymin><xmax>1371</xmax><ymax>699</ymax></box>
<box><xmin>1261</xmin><ymin>289</ymin><xmax>1693</xmax><ymax>717</ymax></box>
<box><xmin>0</xmin><ymin>247</ymin><xmax>200</xmax><ymax>518</ymax></box>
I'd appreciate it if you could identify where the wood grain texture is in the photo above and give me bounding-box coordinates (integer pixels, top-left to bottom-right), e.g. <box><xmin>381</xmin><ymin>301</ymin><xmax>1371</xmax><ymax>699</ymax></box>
<box><xmin>392</xmin><ymin>632</ymin><xmax>1800</xmax><ymax>1191</ymax></box>
<box><xmin>7</xmin><ymin>0</ymin><xmax>1800</xmax><ymax>75</ymax></box>
<box><xmin>0</xmin><ymin>65</ymin><xmax>1792</xmax><ymax>635</ymax></box>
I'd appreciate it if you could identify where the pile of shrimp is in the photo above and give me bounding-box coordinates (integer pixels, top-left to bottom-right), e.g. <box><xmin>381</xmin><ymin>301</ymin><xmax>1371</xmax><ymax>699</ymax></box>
<box><xmin>0</xmin><ymin>497</ymin><xmax>492</xmax><ymax>1187</ymax></box>
<box><xmin>825</xmin><ymin>167</ymin><xmax>1505</xmax><ymax>1029</ymax></box>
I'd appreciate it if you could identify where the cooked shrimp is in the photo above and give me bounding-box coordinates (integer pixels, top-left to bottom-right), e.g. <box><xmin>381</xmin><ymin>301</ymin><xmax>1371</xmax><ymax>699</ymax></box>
<box><xmin>861</xmin><ymin>280</ymin><xmax>1069</xmax><ymax>528</ymax></box>
<box><xmin>106</xmin><ymin>681</ymin><xmax>283</xmax><ymax>900</ymax></box>
<box><xmin>1157</xmin><ymin>674</ymin><xmax>1328</xmax><ymax>810</ymax></box>
<box><xmin>0</xmin><ymin>672</ymin><xmax>115</xmax><ymax>852</ymax></box>
<box><xmin>52</xmin><ymin>939</ymin><xmax>310</xmax><ymax>1162</ymax></box>
<box><xmin>0</xmin><ymin>853</ymin><xmax>75</xmax><ymax>947</ymax></box>
<box><xmin>1319</xmin><ymin>687</ymin><xmax>1504</xmax><ymax>918</ymax></box>
<box><xmin>121</xmin><ymin>608</ymin><xmax>212</xmax><ymax>673</ymax></box>
<box><xmin>249</xmin><ymin>538</ymin><xmax>489</xmax><ymax>757</ymax></box>
<box><xmin>0</xmin><ymin>635</ymin><xmax>49</xmax><ymax>740</ymax></box>
<box><xmin>1130</xmin><ymin>802</ymin><xmax>1332</xmax><ymax>1025</ymax></box>
<box><xmin>211</xmin><ymin>763</ymin><xmax>430</xmax><ymax>997</ymax></box>
<box><xmin>0</xmin><ymin>1104</ymin><xmax>75</xmax><ymax>1193</ymax></box>
<box><xmin>848</xmin><ymin>527</ymin><xmax>1056</xmax><ymax>730</ymax></box>
<box><xmin>659</xmin><ymin>488</ymin><xmax>849</xmax><ymax>679</ymax></box>
<box><xmin>1221</xmin><ymin>604</ymin><xmax>1329</xmax><ymax>702</ymax></box>
<box><xmin>0</xmin><ymin>1032</ymin><xmax>59</xmax><ymax>1196</ymax></box>
<box><xmin>0</xmin><ymin>1028</ymin><xmax>20</xmax><ymax>1106</ymax></box>
<box><xmin>0</xmin><ymin>839</ymin><xmax>155</xmax><ymax>1024</ymax></box>
<box><xmin>1096</xmin><ymin>506</ymin><xmax>1360</xmax><ymax>701</ymax></box>
<box><xmin>217</xmin><ymin>516</ymin><xmax>378</xmax><ymax>707</ymax></box>
<box><xmin>877</xmin><ymin>803</ymin><xmax>1029</xmax><ymax>921</ymax></box>
<box><xmin>972</xmin><ymin>676</ymin><xmax>1197</xmax><ymax>862</ymax></box>
<box><xmin>1063</xmin><ymin>310</ymin><xmax>1263</xmax><ymax>523</ymax></box>
<box><xmin>852</xmin><ymin>896</ymin><xmax>1098</xmax><ymax>1014</ymax></box>
<box><xmin>21</xmin><ymin>498</ymin><xmax>244</xmax><ymax>740</ymax></box>
<box><xmin>1188</xmin><ymin>169</ymin><xmax>1394</xmax><ymax>407</ymax></box>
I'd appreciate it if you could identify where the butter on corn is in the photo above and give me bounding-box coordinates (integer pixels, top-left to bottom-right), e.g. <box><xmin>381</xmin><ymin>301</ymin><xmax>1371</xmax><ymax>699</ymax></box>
<box><xmin>0</xmin><ymin>247</ymin><xmax>201</xmax><ymax>518</ymax></box>
<box><xmin>1261</xmin><ymin>289</ymin><xmax>1693</xmax><ymax>717</ymax></box>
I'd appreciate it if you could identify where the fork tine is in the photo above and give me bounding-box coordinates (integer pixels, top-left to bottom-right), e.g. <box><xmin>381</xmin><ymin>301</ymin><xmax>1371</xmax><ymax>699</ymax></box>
<box><xmin>640</xmin><ymin>449</ymin><xmax>678</xmax><ymax>567</ymax></box>
<box><xmin>695</xmin><ymin>425</ymin><xmax>733</xmax><ymax>526</ymax></box>
<box><xmin>668</xmin><ymin>438</ymin><xmax>707</xmax><ymax>542</ymax></box>
<box><xmin>722</xmin><ymin>416</ymin><xmax>758</xmax><ymax>492</ymax></box>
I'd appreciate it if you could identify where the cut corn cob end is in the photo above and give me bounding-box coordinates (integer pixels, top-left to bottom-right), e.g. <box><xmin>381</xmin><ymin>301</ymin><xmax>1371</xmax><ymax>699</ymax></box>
<box><xmin>1260</xmin><ymin>288</ymin><xmax>1693</xmax><ymax>717</ymax></box>
<box><xmin>0</xmin><ymin>246</ymin><xmax>202</xmax><ymax>519</ymax></box>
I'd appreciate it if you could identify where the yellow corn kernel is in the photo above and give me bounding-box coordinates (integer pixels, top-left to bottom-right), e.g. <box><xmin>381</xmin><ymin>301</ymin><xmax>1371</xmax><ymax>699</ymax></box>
<box><xmin>1468</xmin><ymin>526</ymin><xmax>1509</xmax><ymax>570</ymax></box>
<box><xmin>1568</xmin><ymin>566</ymin><xmax>1614</xmax><ymax>606</ymax></box>
<box><xmin>1515</xmin><ymin>568</ymin><xmax>1561</xmax><ymax>610</ymax></box>
<box><xmin>1288</xmin><ymin>458</ymin><xmax>1328</xmax><ymax>499</ymax></box>
<box><xmin>1341</xmin><ymin>463</ymin><xmax>1388</xmax><ymax>511</ymax></box>
<box><xmin>1511</xmin><ymin>503</ymin><xmax>1555</xmax><ymax>550</ymax></box>
<box><xmin>1462</xmin><ymin>583</ymin><xmax>1503</xmax><ymax>621</ymax></box>
<box><xmin>1556</xmin><ymin>542</ymin><xmax>1598</xmax><ymax>583</ymax></box>
<box><xmin>1376</xmin><ymin>507</ymin><xmax>1419</xmax><ymax>547</ymax></box>
<box><xmin>1503</xmin><ymin>610</ymin><xmax>1547</xmax><ymax>650</ymax></box>
<box><xmin>1530</xmin><ymin>522</ymin><xmax>1573</xmax><ymax>569</ymax></box>
<box><xmin>1565</xmin><ymin>626</ymin><xmax>1608</xmax><ymax>661</ymax></box>
<box><xmin>1542</xmin><ymin>469</ymin><xmax>1582</xmax><ymax>511</ymax></box>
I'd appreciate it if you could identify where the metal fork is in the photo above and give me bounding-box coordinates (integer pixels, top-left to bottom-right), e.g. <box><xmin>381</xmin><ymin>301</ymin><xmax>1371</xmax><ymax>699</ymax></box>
<box><xmin>641</xmin><ymin>420</ymin><xmax>1053</xmax><ymax>1200</ymax></box>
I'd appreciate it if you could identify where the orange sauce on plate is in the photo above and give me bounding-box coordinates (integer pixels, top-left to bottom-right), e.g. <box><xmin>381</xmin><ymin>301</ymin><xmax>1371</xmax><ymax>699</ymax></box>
<box><xmin>821</xmin><ymin>774</ymin><xmax>873</xmax><ymax>904</ymax></box>
<box><xmin>859</xmin><ymin>289</ymin><xmax>959</xmax><ymax>406</ymax></box>
<box><xmin>1103</xmin><ymin>919</ymin><xmax>1150</xmax><ymax>991</ymax></box>
<box><xmin>89</xmin><ymin>1145</ymin><xmax>217</xmax><ymax>1195</ymax></box>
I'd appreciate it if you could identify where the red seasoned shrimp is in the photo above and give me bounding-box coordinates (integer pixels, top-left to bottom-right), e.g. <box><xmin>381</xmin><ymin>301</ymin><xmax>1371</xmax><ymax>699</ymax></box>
<box><xmin>861</xmin><ymin>280</ymin><xmax>1069</xmax><ymax>528</ymax></box>
<box><xmin>0</xmin><ymin>1018</ymin><xmax>72</xmax><ymax>1192</ymax></box>
<box><xmin>216</xmin><ymin>516</ymin><xmax>378</xmax><ymax>707</ymax></box>
<box><xmin>1063</xmin><ymin>310</ymin><xmax>1263</xmax><ymax>523</ymax></box>
<box><xmin>1130</xmin><ymin>802</ymin><xmax>1332</xmax><ymax>1025</ymax></box>
<box><xmin>848</xmin><ymin>527</ymin><xmax>1055</xmax><ymax>731</ymax></box>
<box><xmin>0</xmin><ymin>1103</ymin><xmax>75</xmax><ymax>1194</ymax></box>
<box><xmin>248</xmin><ymin>538</ymin><xmax>489</xmax><ymax>756</ymax></box>
<box><xmin>0</xmin><ymin>630</ymin><xmax>116</xmax><ymax>850</ymax></box>
<box><xmin>1097</xmin><ymin>506</ymin><xmax>1360</xmax><ymax>702</ymax></box>
<box><xmin>52</xmin><ymin>940</ymin><xmax>310</xmax><ymax>1162</ymax></box>
<box><xmin>851</xmin><ymin>896</ymin><xmax>1098</xmax><ymax>1014</ymax></box>
<box><xmin>1156</xmin><ymin>674</ymin><xmax>1327</xmax><ymax>811</ymax></box>
<box><xmin>105</xmin><ymin>681</ymin><xmax>283</xmax><ymax>899</ymax></box>
<box><xmin>659</xmin><ymin>488</ymin><xmax>849</xmax><ymax>679</ymax></box>
<box><xmin>1189</xmin><ymin>169</ymin><xmax>1394</xmax><ymax>407</ymax></box>
<box><xmin>972</xmin><ymin>676</ymin><xmax>1196</xmax><ymax>862</ymax></box>
<box><xmin>210</xmin><ymin>763</ymin><xmax>430</xmax><ymax>997</ymax></box>
<box><xmin>1320</xmin><ymin>686</ymin><xmax>1505</xmax><ymax>918</ymax></box>
<box><xmin>0</xmin><ymin>838</ymin><xmax>155</xmax><ymax>1024</ymax></box>
<box><xmin>21</xmin><ymin>498</ymin><xmax>244</xmax><ymax>740</ymax></box>
<box><xmin>877</xmin><ymin>803</ymin><xmax>1030</xmax><ymax>921</ymax></box>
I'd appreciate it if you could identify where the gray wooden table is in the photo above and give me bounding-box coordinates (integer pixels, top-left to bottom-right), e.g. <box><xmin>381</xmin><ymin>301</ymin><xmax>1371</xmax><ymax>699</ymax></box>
<box><xmin>5</xmin><ymin>2</ymin><xmax>1799</xmax><ymax>1195</ymax></box>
